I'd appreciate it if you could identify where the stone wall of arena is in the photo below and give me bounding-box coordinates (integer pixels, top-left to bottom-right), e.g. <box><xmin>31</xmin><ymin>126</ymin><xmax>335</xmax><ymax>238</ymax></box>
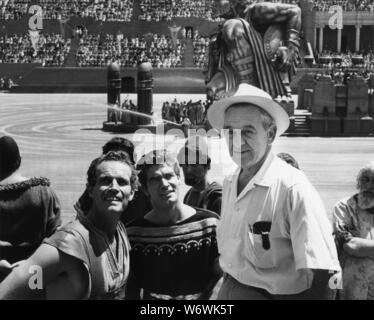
<box><xmin>1</xmin><ymin>64</ymin><xmax>329</xmax><ymax>94</ymax></box>
<box><xmin>0</xmin><ymin>63</ymin><xmax>41</xmax><ymax>80</ymax></box>
<box><xmin>7</xmin><ymin>66</ymin><xmax>206</xmax><ymax>93</ymax></box>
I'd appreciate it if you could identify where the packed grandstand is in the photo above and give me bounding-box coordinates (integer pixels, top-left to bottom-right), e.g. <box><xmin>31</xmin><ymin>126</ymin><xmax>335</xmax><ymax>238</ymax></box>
<box><xmin>0</xmin><ymin>0</ymin><xmax>374</xmax><ymax>76</ymax></box>
<box><xmin>312</xmin><ymin>0</ymin><xmax>374</xmax><ymax>11</ymax></box>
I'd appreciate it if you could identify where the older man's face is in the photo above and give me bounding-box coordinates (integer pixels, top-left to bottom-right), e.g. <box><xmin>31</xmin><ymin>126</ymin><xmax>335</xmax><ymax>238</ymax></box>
<box><xmin>356</xmin><ymin>167</ymin><xmax>374</xmax><ymax>209</ymax></box>
<box><xmin>358</xmin><ymin>175</ymin><xmax>374</xmax><ymax>210</ymax></box>
<box><xmin>358</xmin><ymin>189</ymin><xmax>374</xmax><ymax>210</ymax></box>
<box><xmin>223</xmin><ymin>105</ymin><xmax>273</xmax><ymax>169</ymax></box>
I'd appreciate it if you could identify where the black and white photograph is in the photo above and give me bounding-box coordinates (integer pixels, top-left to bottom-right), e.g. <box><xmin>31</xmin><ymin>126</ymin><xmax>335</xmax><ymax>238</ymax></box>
<box><xmin>1</xmin><ymin>0</ymin><xmax>374</xmax><ymax>307</ymax></box>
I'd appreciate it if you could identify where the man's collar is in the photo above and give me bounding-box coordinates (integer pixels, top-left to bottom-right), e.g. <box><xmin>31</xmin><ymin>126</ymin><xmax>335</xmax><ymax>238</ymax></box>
<box><xmin>251</xmin><ymin>151</ymin><xmax>276</xmax><ymax>188</ymax></box>
<box><xmin>228</xmin><ymin>149</ymin><xmax>276</xmax><ymax>189</ymax></box>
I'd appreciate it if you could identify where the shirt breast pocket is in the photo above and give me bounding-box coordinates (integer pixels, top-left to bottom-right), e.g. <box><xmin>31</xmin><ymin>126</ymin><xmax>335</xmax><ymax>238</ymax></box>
<box><xmin>247</xmin><ymin>228</ymin><xmax>276</xmax><ymax>269</ymax></box>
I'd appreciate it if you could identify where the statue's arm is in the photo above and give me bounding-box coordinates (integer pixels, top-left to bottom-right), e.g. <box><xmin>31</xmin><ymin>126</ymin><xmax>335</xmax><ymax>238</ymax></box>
<box><xmin>248</xmin><ymin>3</ymin><xmax>302</xmax><ymax>71</ymax></box>
<box><xmin>248</xmin><ymin>3</ymin><xmax>301</xmax><ymax>31</ymax></box>
<box><xmin>249</xmin><ymin>3</ymin><xmax>301</xmax><ymax>46</ymax></box>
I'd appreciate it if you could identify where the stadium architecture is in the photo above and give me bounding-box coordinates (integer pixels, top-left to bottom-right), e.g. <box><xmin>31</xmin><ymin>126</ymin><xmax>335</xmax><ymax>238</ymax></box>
<box><xmin>1</xmin><ymin>0</ymin><xmax>374</xmax><ymax>136</ymax></box>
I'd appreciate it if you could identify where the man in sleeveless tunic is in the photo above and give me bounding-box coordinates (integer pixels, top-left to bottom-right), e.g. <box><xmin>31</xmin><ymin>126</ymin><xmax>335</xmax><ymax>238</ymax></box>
<box><xmin>206</xmin><ymin>0</ymin><xmax>301</xmax><ymax>99</ymax></box>
<box><xmin>0</xmin><ymin>151</ymin><xmax>138</xmax><ymax>300</ymax></box>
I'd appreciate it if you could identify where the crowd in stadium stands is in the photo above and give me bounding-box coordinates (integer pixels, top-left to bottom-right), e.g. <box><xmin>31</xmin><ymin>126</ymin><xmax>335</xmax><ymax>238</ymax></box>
<box><xmin>313</xmin><ymin>68</ymin><xmax>374</xmax><ymax>86</ymax></box>
<box><xmin>0</xmin><ymin>75</ymin><xmax>14</xmax><ymax>90</ymax></box>
<box><xmin>312</xmin><ymin>0</ymin><xmax>374</xmax><ymax>11</ymax></box>
<box><xmin>193</xmin><ymin>34</ymin><xmax>209</xmax><ymax>68</ymax></box>
<box><xmin>0</xmin><ymin>33</ymin><xmax>70</xmax><ymax>65</ymax></box>
<box><xmin>138</xmin><ymin>0</ymin><xmax>221</xmax><ymax>22</ymax></box>
<box><xmin>161</xmin><ymin>98</ymin><xmax>212</xmax><ymax>126</ymax></box>
<box><xmin>0</xmin><ymin>0</ymin><xmax>27</xmax><ymax>20</ymax></box>
<box><xmin>317</xmin><ymin>50</ymin><xmax>374</xmax><ymax>69</ymax></box>
<box><xmin>76</xmin><ymin>33</ymin><xmax>184</xmax><ymax>68</ymax></box>
<box><xmin>40</xmin><ymin>0</ymin><xmax>134</xmax><ymax>21</ymax></box>
<box><xmin>0</xmin><ymin>0</ymin><xmax>306</xmax><ymax>22</ymax></box>
<box><xmin>0</xmin><ymin>0</ymin><xmax>134</xmax><ymax>21</ymax></box>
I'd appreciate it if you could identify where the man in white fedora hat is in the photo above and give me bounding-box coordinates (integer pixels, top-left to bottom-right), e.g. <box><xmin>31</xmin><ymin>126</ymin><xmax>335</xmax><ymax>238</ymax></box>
<box><xmin>208</xmin><ymin>83</ymin><xmax>341</xmax><ymax>299</ymax></box>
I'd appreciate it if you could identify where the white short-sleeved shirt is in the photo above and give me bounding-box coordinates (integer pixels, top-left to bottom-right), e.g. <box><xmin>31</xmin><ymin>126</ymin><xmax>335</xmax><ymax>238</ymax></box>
<box><xmin>218</xmin><ymin>151</ymin><xmax>341</xmax><ymax>295</ymax></box>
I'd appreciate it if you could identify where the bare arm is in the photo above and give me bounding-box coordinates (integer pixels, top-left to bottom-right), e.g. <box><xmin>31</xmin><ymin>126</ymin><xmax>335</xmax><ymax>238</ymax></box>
<box><xmin>343</xmin><ymin>238</ymin><xmax>374</xmax><ymax>259</ymax></box>
<box><xmin>0</xmin><ymin>244</ymin><xmax>87</xmax><ymax>300</ymax></box>
<box><xmin>248</xmin><ymin>3</ymin><xmax>301</xmax><ymax>31</ymax></box>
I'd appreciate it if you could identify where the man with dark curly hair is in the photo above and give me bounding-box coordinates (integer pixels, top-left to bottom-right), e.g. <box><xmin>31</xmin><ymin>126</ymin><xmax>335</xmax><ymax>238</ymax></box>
<box><xmin>74</xmin><ymin>137</ymin><xmax>151</xmax><ymax>225</ymax></box>
<box><xmin>0</xmin><ymin>151</ymin><xmax>137</xmax><ymax>300</ymax></box>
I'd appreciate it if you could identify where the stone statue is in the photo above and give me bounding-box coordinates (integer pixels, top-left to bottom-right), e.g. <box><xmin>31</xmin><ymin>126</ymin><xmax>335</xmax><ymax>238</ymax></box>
<box><xmin>206</xmin><ymin>0</ymin><xmax>302</xmax><ymax>99</ymax></box>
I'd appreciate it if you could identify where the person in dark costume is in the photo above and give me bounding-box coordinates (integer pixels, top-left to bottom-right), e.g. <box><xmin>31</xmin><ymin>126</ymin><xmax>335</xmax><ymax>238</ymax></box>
<box><xmin>178</xmin><ymin>136</ymin><xmax>222</xmax><ymax>216</ymax></box>
<box><xmin>0</xmin><ymin>136</ymin><xmax>61</xmax><ymax>280</ymax></box>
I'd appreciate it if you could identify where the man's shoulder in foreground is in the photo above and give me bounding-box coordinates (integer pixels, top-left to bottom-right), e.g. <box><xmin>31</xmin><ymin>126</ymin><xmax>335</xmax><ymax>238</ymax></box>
<box><xmin>267</xmin><ymin>156</ymin><xmax>312</xmax><ymax>188</ymax></box>
<box><xmin>43</xmin><ymin>218</ymin><xmax>90</xmax><ymax>266</ymax></box>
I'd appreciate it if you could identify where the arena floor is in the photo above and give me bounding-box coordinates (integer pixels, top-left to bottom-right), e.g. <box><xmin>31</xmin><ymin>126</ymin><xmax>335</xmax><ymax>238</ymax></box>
<box><xmin>1</xmin><ymin>93</ymin><xmax>373</xmax><ymax>222</ymax></box>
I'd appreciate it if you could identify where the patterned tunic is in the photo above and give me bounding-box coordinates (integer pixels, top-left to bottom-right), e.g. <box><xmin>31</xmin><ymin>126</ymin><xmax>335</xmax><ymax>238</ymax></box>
<box><xmin>333</xmin><ymin>195</ymin><xmax>374</xmax><ymax>300</ymax></box>
<box><xmin>126</xmin><ymin>209</ymin><xmax>220</xmax><ymax>300</ymax></box>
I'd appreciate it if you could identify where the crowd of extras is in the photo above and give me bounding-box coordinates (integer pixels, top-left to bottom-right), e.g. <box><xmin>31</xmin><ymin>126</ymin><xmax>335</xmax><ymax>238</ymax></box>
<box><xmin>118</xmin><ymin>96</ymin><xmax>212</xmax><ymax>127</ymax></box>
<box><xmin>0</xmin><ymin>0</ymin><xmax>219</xmax><ymax>21</ymax></box>
<box><xmin>2</xmin><ymin>0</ymin><xmax>374</xmax><ymax>22</ymax></box>
<box><xmin>313</xmin><ymin>68</ymin><xmax>374</xmax><ymax>86</ymax></box>
<box><xmin>317</xmin><ymin>50</ymin><xmax>374</xmax><ymax>70</ymax></box>
<box><xmin>138</xmin><ymin>0</ymin><xmax>221</xmax><ymax>22</ymax></box>
<box><xmin>312</xmin><ymin>0</ymin><xmax>374</xmax><ymax>11</ymax></box>
<box><xmin>313</xmin><ymin>50</ymin><xmax>374</xmax><ymax>86</ymax></box>
<box><xmin>0</xmin><ymin>75</ymin><xmax>14</xmax><ymax>90</ymax></box>
<box><xmin>161</xmin><ymin>98</ymin><xmax>212</xmax><ymax>126</ymax></box>
<box><xmin>2</xmin><ymin>0</ymin><xmax>374</xmax><ymax>70</ymax></box>
<box><xmin>0</xmin><ymin>33</ymin><xmax>71</xmax><ymax>65</ymax></box>
<box><xmin>0</xmin><ymin>0</ymin><xmax>134</xmax><ymax>21</ymax></box>
<box><xmin>0</xmin><ymin>31</ymin><xmax>210</xmax><ymax>69</ymax></box>
<box><xmin>76</xmin><ymin>32</ymin><xmax>184</xmax><ymax>68</ymax></box>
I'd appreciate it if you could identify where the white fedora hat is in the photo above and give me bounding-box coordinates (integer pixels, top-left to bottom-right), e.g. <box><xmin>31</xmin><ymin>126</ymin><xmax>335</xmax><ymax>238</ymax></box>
<box><xmin>207</xmin><ymin>83</ymin><xmax>290</xmax><ymax>137</ymax></box>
